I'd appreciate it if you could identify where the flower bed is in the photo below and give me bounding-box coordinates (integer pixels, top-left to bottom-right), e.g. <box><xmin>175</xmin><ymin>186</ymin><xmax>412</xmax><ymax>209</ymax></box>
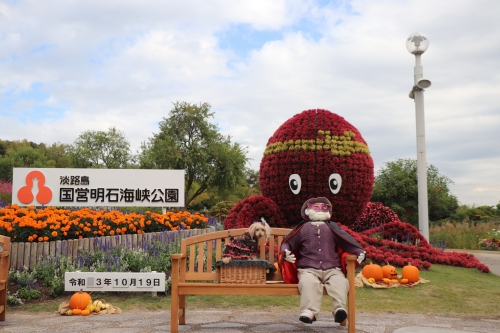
<box><xmin>479</xmin><ymin>228</ymin><xmax>500</xmax><ymax>251</ymax></box>
<box><xmin>479</xmin><ymin>238</ymin><xmax>500</xmax><ymax>251</ymax></box>
<box><xmin>343</xmin><ymin>219</ymin><xmax>490</xmax><ymax>273</ymax></box>
<box><xmin>0</xmin><ymin>204</ymin><xmax>208</xmax><ymax>243</ymax></box>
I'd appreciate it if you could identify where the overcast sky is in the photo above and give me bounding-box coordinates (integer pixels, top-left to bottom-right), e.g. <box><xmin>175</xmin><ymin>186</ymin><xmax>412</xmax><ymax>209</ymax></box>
<box><xmin>1</xmin><ymin>0</ymin><xmax>499</xmax><ymax>207</ymax></box>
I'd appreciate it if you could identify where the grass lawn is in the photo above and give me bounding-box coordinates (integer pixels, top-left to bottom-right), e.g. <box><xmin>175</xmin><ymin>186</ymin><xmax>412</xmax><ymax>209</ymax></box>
<box><xmin>10</xmin><ymin>265</ymin><xmax>500</xmax><ymax>317</ymax></box>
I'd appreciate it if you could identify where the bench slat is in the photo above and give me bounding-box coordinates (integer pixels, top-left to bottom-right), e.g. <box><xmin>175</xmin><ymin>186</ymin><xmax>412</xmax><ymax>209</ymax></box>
<box><xmin>188</xmin><ymin>244</ymin><xmax>195</xmax><ymax>274</ymax></box>
<box><xmin>197</xmin><ymin>241</ymin><xmax>204</xmax><ymax>274</ymax></box>
<box><xmin>215</xmin><ymin>239</ymin><xmax>222</xmax><ymax>262</ymax></box>
<box><xmin>185</xmin><ymin>272</ymin><xmax>218</xmax><ymax>280</ymax></box>
<box><xmin>206</xmin><ymin>239</ymin><xmax>213</xmax><ymax>273</ymax></box>
<box><xmin>178</xmin><ymin>282</ymin><xmax>332</xmax><ymax>296</ymax></box>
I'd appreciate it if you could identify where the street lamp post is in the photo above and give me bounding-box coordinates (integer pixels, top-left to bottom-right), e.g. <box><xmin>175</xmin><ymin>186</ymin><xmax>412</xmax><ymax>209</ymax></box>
<box><xmin>407</xmin><ymin>32</ymin><xmax>431</xmax><ymax>242</ymax></box>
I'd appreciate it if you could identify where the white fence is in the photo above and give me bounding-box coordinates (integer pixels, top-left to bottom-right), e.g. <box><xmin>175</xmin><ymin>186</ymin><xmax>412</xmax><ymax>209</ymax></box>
<box><xmin>8</xmin><ymin>228</ymin><xmax>213</xmax><ymax>271</ymax></box>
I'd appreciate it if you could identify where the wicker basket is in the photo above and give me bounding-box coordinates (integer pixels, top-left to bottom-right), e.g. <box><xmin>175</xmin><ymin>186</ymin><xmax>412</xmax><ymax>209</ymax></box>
<box><xmin>220</xmin><ymin>265</ymin><xmax>267</xmax><ymax>284</ymax></box>
<box><xmin>216</xmin><ymin>259</ymin><xmax>276</xmax><ymax>284</ymax></box>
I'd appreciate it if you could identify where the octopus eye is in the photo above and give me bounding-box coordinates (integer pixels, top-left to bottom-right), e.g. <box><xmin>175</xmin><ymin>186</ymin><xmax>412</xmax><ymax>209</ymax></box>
<box><xmin>289</xmin><ymin>174</ymin><xmax>302</xmax><ymax>194</ymax></box>
<box><xmin>329</xmin><ymin>173</ymin><xmax>342</xmax><ymax>194</ymax></box>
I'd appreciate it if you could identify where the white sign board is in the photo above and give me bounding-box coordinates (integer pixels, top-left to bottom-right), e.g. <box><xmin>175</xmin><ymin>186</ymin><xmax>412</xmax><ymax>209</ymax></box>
<box><xmin>65</xmin><ymin>272</ymin><xmax>166</xmax><ymax>292</ymax></box>
<box><xmin>12</xmin><ymin>168</ymin><xmax>185</xmax><ymax>207</ymax></box>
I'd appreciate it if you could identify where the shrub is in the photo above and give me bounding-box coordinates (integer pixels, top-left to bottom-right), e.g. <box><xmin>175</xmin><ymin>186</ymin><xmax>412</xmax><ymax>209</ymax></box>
<box><xmin>430</xmin><ymin>221</ymin><xmax>500</xmax><ymax>250</ymax></box>
<box><xmin>0</xmin><ymin>192</ymin><xmax>10</xmax><ymax>206</ymax></box>
<box><xmin>224</xmin><ymin>195</ymin><xmax>286</xmax><ymax>229</ymax></box>
<box><xmin>6</xmin><ymin>291</ymin><xmax>23</xmax><ymax>306</ymax></box>
<box><xmin>351</xmin><ymin>202</ymin><xmax>400</xmax><ymax>232</ymax></box>
<box><xmin>0</xmin><ymin>181</ymin><xmax>12</xmax><ymax>194</ymax></box>
<box><xmin>209</xmin><ymin>201</ymin><xmax>236</xmax><ymax>220</ymax></box>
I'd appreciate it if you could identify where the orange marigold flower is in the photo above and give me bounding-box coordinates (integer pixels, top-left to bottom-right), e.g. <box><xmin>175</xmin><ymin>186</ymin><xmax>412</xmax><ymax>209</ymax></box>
<box><xmin>51</xmin><ymin>231</ymin><xmax>57</xmax><ymax>237</ymax></box>
<box><xmin>110</xmin><ymin>230</ymin><xmax>115</xmax><ymax>235</ymax></box>
<box><xmin>44</xmin><ymin>236</ymin><xmax>48</xmax><ymax>241</ymax></box>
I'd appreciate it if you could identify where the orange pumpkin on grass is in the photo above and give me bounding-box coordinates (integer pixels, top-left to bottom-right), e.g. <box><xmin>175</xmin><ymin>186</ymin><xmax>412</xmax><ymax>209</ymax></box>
<box><xmin>382</xmin><ymin>262</ymin><xmax>398</xmax><ymax>279</ymax></box>
<box><xmin>402</xmin><ymin>262</ymin><xmax>420</xmax><ymax>283</ymax></box>
<box><xmin>362</xmin><ymin>262</ymin><xmax>383</xmax><ymax>281</ymax></box>
<box><xmin>69</xmin><ymin>290</ymin><xmax>92</xmax><ymax>310</ymax></box>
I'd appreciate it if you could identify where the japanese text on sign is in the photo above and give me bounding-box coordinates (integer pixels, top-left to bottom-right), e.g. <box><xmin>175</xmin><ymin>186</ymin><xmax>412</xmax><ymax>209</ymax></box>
<box><xmin>59</xmin><ymin>188</ymin><xmax>179</xmax><ymax>203</ymax></box>
<box><xmin>64</xmin><ymin>272</ymin><xmax>166</xmax><ymax>292</ymax></box>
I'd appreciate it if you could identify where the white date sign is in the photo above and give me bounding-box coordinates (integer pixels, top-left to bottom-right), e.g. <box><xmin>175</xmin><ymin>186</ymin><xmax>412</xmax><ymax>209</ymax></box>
<box><xmin>65</xmin><ymin>272</ymin><xmax>166</xmax><ymax>292</ymax></box>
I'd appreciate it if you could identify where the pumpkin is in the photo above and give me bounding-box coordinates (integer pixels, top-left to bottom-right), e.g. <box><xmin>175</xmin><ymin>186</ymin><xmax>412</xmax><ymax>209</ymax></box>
<box><xmin>72</xmin><ymin>308</ymin><xmax>82</xmax><ymax>315</ymax></box>
<box><xmin>402</xmin><ymin>262</ymin><xmax>420</xmax><ymax>283</ymax></box>
<box><xmin>382</xmin><ymin>262</ymin><xmax>398</xmax><ymax>279</ymax></box>
<box><xmin>80</xmin><ymin>309</ymin><xmax>91</xmax><ymax>316</ymax></box>
<box><xmin>382</xmin><ymin>278</ymin><xmax>392</xmax><ymax>284</ymax></box>
<box><xmin>69</xmin><ymin>290</ymin><xmax>92</xmax><ymax>310</ymax></box>
<box><xmin>400</xmin><ymin>278</ymin><xmax>409</xmax><ymax>284</ymax></box>
<box><xmin>361</xmin><ymin>262</ymin><xmax>383</xmax><ymax>281</ymax></box>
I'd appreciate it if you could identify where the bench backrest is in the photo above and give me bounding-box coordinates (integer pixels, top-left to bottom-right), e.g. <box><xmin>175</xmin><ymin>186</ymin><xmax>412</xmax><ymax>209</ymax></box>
<box><xmin>179</xmin><ymin>228</ymin><xmax>291</xmax><ymax>282</ymax></box>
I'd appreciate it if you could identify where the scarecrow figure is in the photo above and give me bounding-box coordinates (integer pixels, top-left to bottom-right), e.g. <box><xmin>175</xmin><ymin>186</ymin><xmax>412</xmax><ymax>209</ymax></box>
<box><xmin>279</xmin><ymin>197</ymin><xmax>366</xmax><ymax>324</ymax></box>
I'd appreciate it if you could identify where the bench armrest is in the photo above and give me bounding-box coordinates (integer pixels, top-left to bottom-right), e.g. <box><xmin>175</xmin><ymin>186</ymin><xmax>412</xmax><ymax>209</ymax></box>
<box><xmin>170</xmin><ymin>253</ymin><xmax>186</xmax><ymax>260</ymax></box>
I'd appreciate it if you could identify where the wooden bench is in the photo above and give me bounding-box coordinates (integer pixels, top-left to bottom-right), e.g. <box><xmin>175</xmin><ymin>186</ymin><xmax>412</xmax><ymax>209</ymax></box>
<box><xmin>170</xmin><ymin>227</ymin><xmax>357</xmax><ymax>333</ymax></box>
<box><xmin>0</xmin><ymin>235</ymin><xmax>11</xmax><ymax>321</ymax></box>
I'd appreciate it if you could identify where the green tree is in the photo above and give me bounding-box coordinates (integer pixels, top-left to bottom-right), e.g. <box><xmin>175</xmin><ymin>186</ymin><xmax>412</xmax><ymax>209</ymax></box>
<box><xmin>0</xmin><ymin>140</ymin><xmax>7</xmax><ymax>156</ymax></box>
<box><xmin>41</xmin><ymin>142</ymin><xmax>73</xmax><ymax>168</ymax></box>
<box><xmin>139</xmin><ymin>101</ymin><xmax>249</xmax><ymax>208</ymax></box>
<box><xmin>70</xmin><ymin>127</ymin><xmax>133</xmax><ymax>169</ymax></box>
<box><xmin>0</xmin><ymin>146</ymin><xmax>53</xmax><ymax>181</ymax></box>
<box><xmin>371</xmin><ymin>158</ymin><xmax>458</xmax><ymax>225</ymax></box>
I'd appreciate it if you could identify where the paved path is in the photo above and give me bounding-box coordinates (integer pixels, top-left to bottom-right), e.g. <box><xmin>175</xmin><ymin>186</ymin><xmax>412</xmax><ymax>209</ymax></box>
<box><xmin>0</xmin><ymin>250</ymin><xmax>497</xmax><ymax>333</ymax></box>
<box><xmin>1</xmin><ymin>309</ymin><xmax>499</xmax><ymax>333</ymax></box>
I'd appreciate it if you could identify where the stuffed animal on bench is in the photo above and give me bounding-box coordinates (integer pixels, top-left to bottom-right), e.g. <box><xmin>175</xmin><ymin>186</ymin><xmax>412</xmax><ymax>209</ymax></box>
<box><xmin>222</xmin><ymin>218</ymin><xmax>271</xmax><ymax>264</ymax></box>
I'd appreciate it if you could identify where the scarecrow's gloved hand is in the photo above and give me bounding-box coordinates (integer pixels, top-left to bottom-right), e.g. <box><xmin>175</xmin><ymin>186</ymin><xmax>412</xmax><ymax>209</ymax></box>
<box><xmin>284</xmin><ymin>249</ymin><xmax>296</xmax><ymax>263</ymax></box>
<box><xmin>357</xmin><ymin>251</ymin><xmax>366</xmax><ymax>264</ymax></box>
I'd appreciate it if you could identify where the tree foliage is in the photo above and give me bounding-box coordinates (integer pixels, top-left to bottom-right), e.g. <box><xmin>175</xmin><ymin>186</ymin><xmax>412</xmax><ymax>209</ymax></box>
<box><xmin>70</xmin><ymin>127</ymin><xmax>133</xmax><ymax>169</ymax></box>
<box><xmin>449</xmin><ymin>204</ymin><xmax>500</xmax><ymax>222</ymax></box>
<box><xmin>371</xmin><ymin>158</ymin><xmax>458</xmax><ymax>225</ymax></box>
<box><xmin>0</xmin><ymin>146</ymin><xmax>53</xmax><ymax>181</ymax></box>
<box><xmin>138</xmin><ymin>101</ymin><xmax>249</xmax><ymax>207</ymax></box>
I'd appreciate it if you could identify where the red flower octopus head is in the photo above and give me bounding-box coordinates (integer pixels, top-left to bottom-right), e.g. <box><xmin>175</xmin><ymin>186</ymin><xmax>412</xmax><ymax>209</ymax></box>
<box><xmin>259</xmin><ymin>109</ymin><xmax>374</xmax><ymax>227</ymax></box>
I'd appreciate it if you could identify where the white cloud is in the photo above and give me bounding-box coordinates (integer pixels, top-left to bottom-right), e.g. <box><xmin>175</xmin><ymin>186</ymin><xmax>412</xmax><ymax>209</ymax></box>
<box><xmin>1</xmin><ymin>0</ymin><xmax>499</xmax><ymax>207</ymax></box>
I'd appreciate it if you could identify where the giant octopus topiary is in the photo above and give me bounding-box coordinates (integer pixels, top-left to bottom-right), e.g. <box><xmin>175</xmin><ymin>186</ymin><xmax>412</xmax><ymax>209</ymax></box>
<box><xmin>224</xmin><ymin>108</ymin><xmax>489</xmax><ymax>273</ymax></box>
<box><xmin>225</xmin><ymin>109</ymin><xmax>374</xmax><ymax>229</ymax></box>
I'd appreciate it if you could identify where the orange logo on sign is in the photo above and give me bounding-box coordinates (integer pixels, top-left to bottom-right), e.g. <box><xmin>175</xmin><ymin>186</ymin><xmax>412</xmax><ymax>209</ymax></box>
<box><xmin>17</xmin><ymin>170</ymin><xmax>52</xmax><ymax>205</ymax></box>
